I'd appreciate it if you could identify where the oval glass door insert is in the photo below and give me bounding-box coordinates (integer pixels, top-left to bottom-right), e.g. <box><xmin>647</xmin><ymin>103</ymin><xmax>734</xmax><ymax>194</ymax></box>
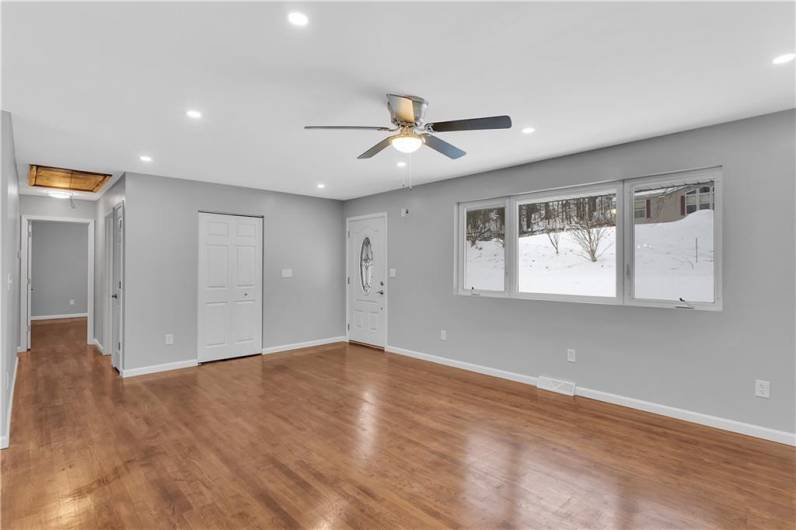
<box><xmin>360</xmin><ymin>237</ymin><xmax>374</xmax><ymax>294</ymax></box>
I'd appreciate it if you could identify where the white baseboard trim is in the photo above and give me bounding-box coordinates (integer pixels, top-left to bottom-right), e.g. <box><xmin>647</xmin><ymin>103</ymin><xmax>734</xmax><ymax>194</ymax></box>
<box><xmin>121</xmin><ymin>359</ymin><xmax>199</xmax><ymax>378</ymax></box>
<box><xmin>120</xmin><ymin>337</ymin><xmax>348</xmax><ymax>378</ymax></box>
<box><xmin>92</xmin><ymin>338</ymin><xmax>108</xmax><ymax>355</ymax></box>
<box><xmin>31</xmin><ymin>312</ymin><xmax>88</xmax><ymax>321</ymax></box>
<box><xmin>16</xmin><ymin>346</ymin><xmax>25</xmax><ymax>353</ymax></box>
<box><xmin>262</xmin><ymin>336</ymin><xmax>347</xmax><ymax>355</ymax></box>
<box><xmin>385</xmin><ymin>345</ymin><xmax>539</xmax><ymax>386</ymax></box>
<box><xmin>575</xmin><ymin>386</ymin><xmax>796</xmax><ymax>446</ymax></box>
<box><xmin>1</xmin><ymin>357</ymin><xmax>19</xmax><ymax>450</ymax></box>
<box><xmin>386</xmin><ymin>344</ymin><xmax>796</xmax><ymax>447</ymax></box>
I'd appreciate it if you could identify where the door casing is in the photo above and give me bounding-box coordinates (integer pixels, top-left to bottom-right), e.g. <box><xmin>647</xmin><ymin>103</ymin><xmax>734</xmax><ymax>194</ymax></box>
<box><xmin>103</xmin><ymin>212</ymin><xmax>113</xmax><ymax>356</ymax></box>
<box><xmin>19</xmin><ymin>215</ymin><xmax>94</xmax><ymax>351</ymax></box>
<box><xmin>111</xmin><ymin>203</ymin><xmax>125</xmax><ymax>370</ymax></box>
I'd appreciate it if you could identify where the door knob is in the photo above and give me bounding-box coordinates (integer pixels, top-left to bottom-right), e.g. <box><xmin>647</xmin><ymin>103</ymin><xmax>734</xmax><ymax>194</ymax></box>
<box><xmin>377</xmin><ymin>290</ymin><xmax>384</xmax><ymax>295</ymax></box>
<box><xmin>111</xmin><ymin>294</ymin><xmax>118</xmax><ymax>299</ymax></box>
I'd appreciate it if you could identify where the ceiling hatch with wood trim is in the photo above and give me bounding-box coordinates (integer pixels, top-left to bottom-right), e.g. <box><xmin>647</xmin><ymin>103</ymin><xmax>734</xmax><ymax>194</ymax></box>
<box><xmin>28</xmin><ymin>164</ymin><xmax>111</xmax><ymax>193</ymax></box>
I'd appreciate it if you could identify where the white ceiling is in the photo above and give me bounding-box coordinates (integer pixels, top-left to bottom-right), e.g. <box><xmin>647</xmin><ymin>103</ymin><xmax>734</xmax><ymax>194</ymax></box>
<box><xmin>3</xmin><ymin>2</ymin><xmax>794</xmax><ymax>200</ymax></box>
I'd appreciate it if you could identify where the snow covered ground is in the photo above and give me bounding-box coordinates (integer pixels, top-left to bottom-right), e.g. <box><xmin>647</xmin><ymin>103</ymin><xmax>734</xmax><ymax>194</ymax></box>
<box><xmin>464</xmin><ymin>210</ymin><xmax>714</xmax><ymax>301</ymax></box>
<box><xmin>634</xmin><ymin>209</ymin><xmax>714</xmax><ymax>302</ymax></box>
<box><xmin>465</xmin><ymin>240</ymin><xmax>506</xmax><ymax>291</ymax></box>
<box><xmin>464</xmin><ymin>231</ymin><xmax>616</xmax><ymax>295</ymax></box>
<box><xmin>518</xmin><ymin>228</ymin><xmax>616</xmax><ymax>296</ymax></box>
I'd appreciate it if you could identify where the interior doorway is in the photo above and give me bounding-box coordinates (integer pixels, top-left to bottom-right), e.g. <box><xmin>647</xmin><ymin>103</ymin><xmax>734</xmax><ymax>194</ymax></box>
<box><xmin>19</xmin><ymin>215</ymin><xmax>94</xmax><ymax>351</ymax></box>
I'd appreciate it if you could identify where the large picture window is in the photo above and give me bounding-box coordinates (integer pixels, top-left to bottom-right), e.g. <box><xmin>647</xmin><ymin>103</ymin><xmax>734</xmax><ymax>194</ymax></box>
<box><xmin>455</xmin><ymin>167</ymin><xmax>722</xmax><ymax>310</ymax></box>
<box><xmin>517</xmin><ymin>187</ymin><xmax>618</xmax><ymax>299</ymax></box>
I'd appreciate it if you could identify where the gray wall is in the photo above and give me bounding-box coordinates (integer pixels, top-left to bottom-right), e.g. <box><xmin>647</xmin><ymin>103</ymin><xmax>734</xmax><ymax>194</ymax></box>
<box><xmin>343</xmin><ymin>109</ymin><xmax>796</xmax><ymax>434</ymax></box>
<box><xmin>1</xmin><ymin>111</ymin><xmax>20</xmax><ymax>446</ymax></box>
<box><xmin>122</xmin><ymin>173</ymin><xmax>345</xmax><ymax>370</ymax></box>
<box><xmin>30</xmin><ymin>221</ymin><xmax>88</xmax><ymax>317</ymax></box>
<box><xmin>94</xmin><ymin>176</ymin><xmax>125</xmax><ymax>350</ymax></box>
<box><xmin>20</xmin><ymin>194</ymin><xmax>96</xmax><ymax>219</ymax></box>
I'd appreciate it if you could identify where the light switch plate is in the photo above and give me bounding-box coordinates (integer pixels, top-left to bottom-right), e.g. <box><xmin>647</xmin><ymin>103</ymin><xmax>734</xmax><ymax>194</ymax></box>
<box><xmin>165</xmin><ymin>333</ymin><xmax>174</xmax><ymax>345</ymax></box>
<box><xmin>755</xmin><ymin>379</ymin><xmax>770</xmax><ymax>399</ymax></box>
<box><xmin>389</xmin><ymin>268</ymin><xmax>397</xmax><ymax>278</ymax></box>
<box><xmin>281</xmin><ymin>268</ymin><xmax>293</xmax><ymax>278</ymax></box>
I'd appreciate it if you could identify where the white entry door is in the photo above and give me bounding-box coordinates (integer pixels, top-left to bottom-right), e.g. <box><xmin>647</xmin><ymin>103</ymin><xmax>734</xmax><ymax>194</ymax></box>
<box><xmin>198</xmin><ymin>213</ymin><xmax>263</xmax><ymax>362</ymax></box>
<box><xmin>348</xmin><ymin>215</ymin><xmax>386</xmax><ymax>348</ymax></box>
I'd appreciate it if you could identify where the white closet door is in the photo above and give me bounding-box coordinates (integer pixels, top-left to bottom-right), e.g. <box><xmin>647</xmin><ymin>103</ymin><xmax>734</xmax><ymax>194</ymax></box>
<box><xmin>198</xmin><ymin>213</ymin><xmax>263</xmax><ymax>362</ymax></box>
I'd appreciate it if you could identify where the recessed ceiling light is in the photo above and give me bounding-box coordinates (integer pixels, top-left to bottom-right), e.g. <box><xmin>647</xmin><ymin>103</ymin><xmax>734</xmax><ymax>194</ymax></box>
<box><xmin>47</xmin><ymin>191</ymin><xmax>72</xmax><ymax>199</ymax></box>
<box><xmin>396</xmin><ymin>161</ymin><xmax>407</xmax><ymax>168</ymax></box>
<box><xmin>772</xmin><ymin>52</ymin><xmax>795</xmax><ymax>65</ymax></box>
<box><xmin>139</xmin><ymin>155</ymin><xmax>153</xmax><ymax>162</ymax></box>
<box><xmin>186</xmin><ymin>109</ymin><xmax>202</xmax><ymax>119</ymax></box>
<box><xmin>521</xmin><ymin>127</ymin><xmax>536</xmax><ymax>135</ymax></box>
<box><xmin>288</xmin><ymin>11</ymin><xmax>309</xmax><ymax>27</ymax></box>
<box><xmin>316</xmin><ymin>183</ymin><xmax>325</xmax><ymax>189</ymax></box>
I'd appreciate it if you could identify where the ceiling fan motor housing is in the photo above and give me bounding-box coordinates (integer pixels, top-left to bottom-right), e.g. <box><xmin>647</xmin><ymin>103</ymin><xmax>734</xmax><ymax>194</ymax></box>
<box><xmin>387</xmin><ymin>94</ymin><xmax>428</xmax><ymax>127</ymax></box>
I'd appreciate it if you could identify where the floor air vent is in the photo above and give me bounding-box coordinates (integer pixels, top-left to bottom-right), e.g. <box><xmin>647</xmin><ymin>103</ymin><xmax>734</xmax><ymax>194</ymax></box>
<box><xmin>537</xmin><ymin>376</ymin><xmax>576</xmax><ymax>396</ymax></box>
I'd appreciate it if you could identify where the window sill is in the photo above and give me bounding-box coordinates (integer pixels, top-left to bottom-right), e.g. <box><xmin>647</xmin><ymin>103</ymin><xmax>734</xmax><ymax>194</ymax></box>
<box><xmin>455</xmin><ymin>289</ymin><xmax>722</xmax><ymax>311</ymax></box>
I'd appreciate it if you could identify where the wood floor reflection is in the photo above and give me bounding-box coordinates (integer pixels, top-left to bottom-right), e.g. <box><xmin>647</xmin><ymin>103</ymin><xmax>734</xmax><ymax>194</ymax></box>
<box><xmin>1</xmin><ymin>318</ymin><xmax>794</xmax><ymax>529</ymax></box>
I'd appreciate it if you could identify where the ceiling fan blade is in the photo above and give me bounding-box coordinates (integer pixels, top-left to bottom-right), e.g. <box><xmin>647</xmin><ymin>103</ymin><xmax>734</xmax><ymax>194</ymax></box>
<box><xmin>428</xmin><ymin>115</ymin><xmax>512</xmax><ymax>132</ymax></box>
<box><xmin>305</xmin><ymin>125</ymin><xmax>393</xmax><ymax>131</ymax></box>
<box><xmin>422</xmin><ymin>134</ymin><xmax>466</xmax><ymax>159</ymax></box>
<box><xmin>387</xmin><ymin>94</ymin><xmax>426</xmax><ymax>124</ymax></box>
<box><xmin>357</xmin><ymin>136</ymin><xmax>395</xmax><ymax>159</ymax></box>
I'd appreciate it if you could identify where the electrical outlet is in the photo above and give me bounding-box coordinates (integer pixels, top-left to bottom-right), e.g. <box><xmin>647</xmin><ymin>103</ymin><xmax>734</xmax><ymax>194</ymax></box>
<box><xmin>281</xmin><ymin>268</ymin><xmax>293</xmax><ymax>278</ymax></box>
<box><xmin>69</xmin><ymin>299</ymin><xmax>75</xmax><ymax>306</ymax></box>
<box><xmin>755</xmin><ymin>379</ymin><xmax>770</xmax><ymax>399</ymax></box>
<box><xmin>165</xmin><ymin>333</ymin><xmax>174</xmax><ymax>345</ymax></box>
<box><xmin>389</xmin><ymin>268</ymin><xmax>397</xmax><ymax>278</ymax></box>
<box><xmin>440</xmin><ymin>329</ymin><xmax>447</xmax><ymax>341</ymax></box>
<box><xmin>567</xmin><ymin>348</ymin><xmax>576</xmax><ymax>363</ymax></box>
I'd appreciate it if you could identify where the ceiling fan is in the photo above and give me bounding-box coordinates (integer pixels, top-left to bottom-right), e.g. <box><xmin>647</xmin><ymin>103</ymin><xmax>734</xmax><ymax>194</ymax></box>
<box><xmin>304</xmin><ymin>94</ymin><xmax>512</xmax><ymax>160</ymax></box>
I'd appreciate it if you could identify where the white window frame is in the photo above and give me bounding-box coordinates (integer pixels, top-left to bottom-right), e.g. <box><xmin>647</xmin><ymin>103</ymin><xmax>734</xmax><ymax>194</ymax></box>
<box><xmin>456</xmin><ymin>198</ymin><xmax>510</xmax><ymax>297</ymax></box>
<box><xmin>454</xmin><ymin>166</ymin><xmax>723</xmax><ymax>311</ymax></box>
<box><xmin>511</xmin><ymin>182</ymin><xmax>623</xmax><ymax>305</ymax></box>
<box><xmin>623</xmin><ymin>167</ymin><xmax>723</xmax><ymax>311</ymax></box>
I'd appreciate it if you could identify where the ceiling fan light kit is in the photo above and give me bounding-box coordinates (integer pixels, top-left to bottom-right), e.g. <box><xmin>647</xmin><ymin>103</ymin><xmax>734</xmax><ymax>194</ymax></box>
<box><xmin>305</xmin><ymin>93</ymin><xmax>511</xmax><ymax>160</ymax></box>
<box><xmin>390</xmin><ymin>131</ymin><xmax>423</xmax><ymax>154</ymax></box>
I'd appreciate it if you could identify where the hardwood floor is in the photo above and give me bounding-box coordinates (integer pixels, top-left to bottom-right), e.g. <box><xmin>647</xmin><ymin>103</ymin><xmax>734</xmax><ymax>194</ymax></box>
<box><xmin>1</xmin><ymin>318</ymin><xmax>794</xmax><ymax>529</ymax></box>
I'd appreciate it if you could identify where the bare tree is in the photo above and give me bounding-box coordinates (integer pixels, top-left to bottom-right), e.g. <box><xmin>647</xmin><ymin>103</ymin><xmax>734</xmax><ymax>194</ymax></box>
<box><xmin>546</xmin><ymin>230</ymin><xmax>561</xmax><ymax>255</ymax></box>
<box><xmin>570</xmin><ymin>219</ymin><xmax>610</xmax><ymax>262</ymax></box>
<box><xmin>466</xmin><ymin>208</ymin><xmax>505</xmax><ymax>247</ymax></box>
